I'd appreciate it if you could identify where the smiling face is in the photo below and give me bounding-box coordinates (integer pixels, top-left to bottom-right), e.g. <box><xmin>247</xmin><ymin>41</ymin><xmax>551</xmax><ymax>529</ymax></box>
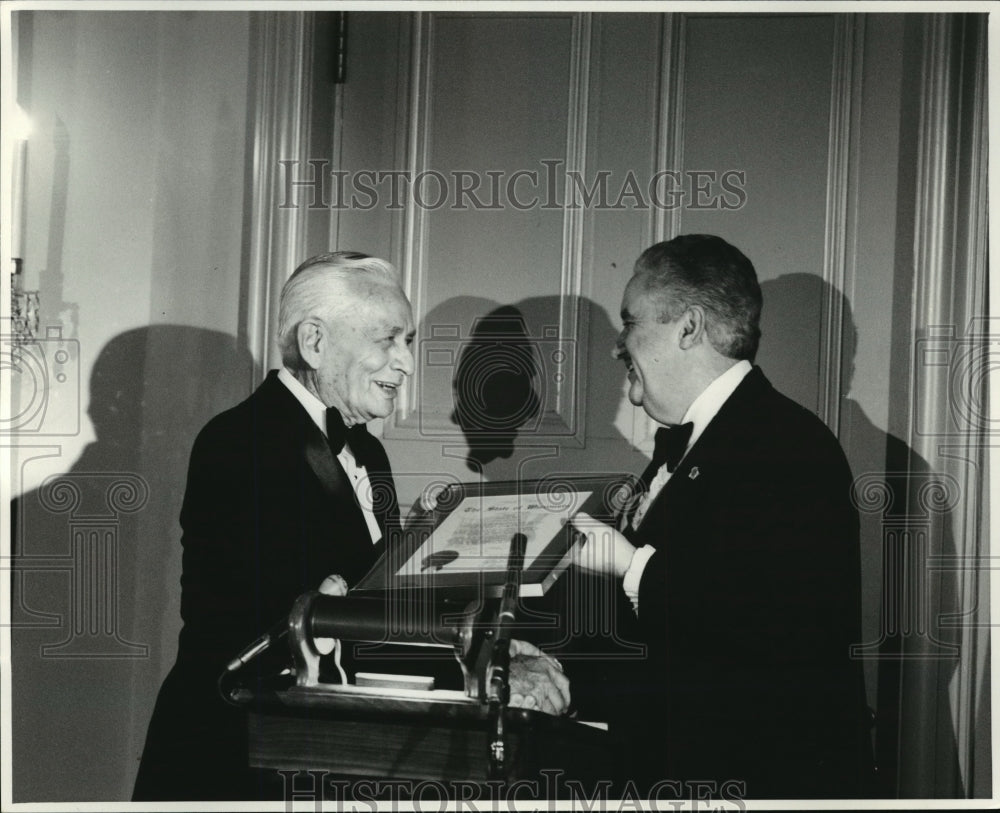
<box><xmin>314</xmin><ymin>281</ymin><xmax>416</xmax><ymax>424</ymax></box>
<box><xmin>614</xmin><ymin>273</ymin><xmax>688</xmax><ymax>425</ymax></box>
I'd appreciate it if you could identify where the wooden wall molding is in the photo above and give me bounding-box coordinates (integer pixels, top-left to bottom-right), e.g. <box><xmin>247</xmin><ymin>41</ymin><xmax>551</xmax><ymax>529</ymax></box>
<box><xmin>651</xmin><ymin>12</ymin><xmax>686</xmax><ymax>249</ymax></box>
<box><xmin>245</xmin><ymin>12</ymin><xmax>315</xmax><ymax>380</ymax></box>
<box><xmin>634</xmin><ymin>12</ymin><xmax>686</xmax><ymax>451</ymax></box>
<box><xmin>953</xmin><ymin>24</ymin><xmax>989</xmax><ymax>797</ymax></box>
<box><xmin>819</xmin><ymin>13</ymin><xmax>865</xmax><ymax>437</ymax></box>
<box><xmin>555</xmin><ymin>11</ymin><xmax>593</xmax><ymax>443</ymax></box>
<box><xmin>901</xmin><ymin>13</ymin><xmax>989</xmax><ymax>798</ymax></box>
<box><xmin>391</xmin><ymin>10</ymin><xmax>434</xmax><ymax>426</ymax></box>
<box><xmin>387</xmin><ymin>11</ymin><xmax>593</xmax><ymax>443</ymax></box>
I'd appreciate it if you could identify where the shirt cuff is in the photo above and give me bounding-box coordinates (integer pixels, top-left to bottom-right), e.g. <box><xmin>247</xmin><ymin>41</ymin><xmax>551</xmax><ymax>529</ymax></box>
<box><xmin>622</xmin><ymin>544</ymin><xmax>656</xmax><ymax>614</ymax></box>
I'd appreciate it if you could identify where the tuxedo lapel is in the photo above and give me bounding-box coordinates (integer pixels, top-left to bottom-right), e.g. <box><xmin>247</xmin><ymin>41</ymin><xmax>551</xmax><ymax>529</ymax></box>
<box><xmin>257</xmin><ymin>372</ymin><xmax>356</xmax><ymax>504</ymax></box>
<box><xmin>354</xmin><ymin>434</ymin><xmax>400</xmax><ymax>559</ymax></box>
<box><xmin>253</xmin><ymin>372</ymin><xmax>405</xmax><ymax>578</ymax></box>
<box><xmin>631</xmin><ymin>367</ymin><xmax>771</xmax><ymax>537</ymax></box>
<box><xmin>620</xmin><ymin>456</ymin><xmax>662</xmax><ymax>532</ymax></box>
<box><xmin>674</xmin><ymin>366</ymin><xmax>768</xmax><ymax>476</ymax></box>
<box><xmin>303</xmin><ymin>429</ymin><xmax>356</xmax><ymax>502</ymax></box>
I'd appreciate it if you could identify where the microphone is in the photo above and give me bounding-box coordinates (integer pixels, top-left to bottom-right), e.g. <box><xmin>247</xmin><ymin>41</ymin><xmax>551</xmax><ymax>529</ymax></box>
<box><xmin>224</xmin><ymin>570</ymin><xmax>349</xmax><ymax>672</ymax></box>
<box><xmin>224</xmin><ymin>617</ymin><xmax>288</xmax><ymax>673</ymax></box>
<box><xmin>499</xmin><ymin>531</ymin><xmax>527</xmax><ymax>624</ymax></box>
<box><xmin>218</xmin><ymin>616</ymin><xmax>291</xmax><ymax>706</ymax></box>
<box><xmin>489</xmin><ymin>532</ymin><xmax>528</xmax><ymax>700</ymax></box>
<box><xmin>487</xmin><ymin>532</ymin><xmax>527</xmax><ymax>774</ymax></box>
<box><xmin>220</xmin><ymin>574</ymin><xmax>350</xmax><ymax>703</ymax></box>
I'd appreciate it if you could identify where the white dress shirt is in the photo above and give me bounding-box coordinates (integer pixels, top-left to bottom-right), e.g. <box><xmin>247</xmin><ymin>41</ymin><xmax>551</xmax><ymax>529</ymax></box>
<box><xmin>277</xmin><ymin>368</ymin><xmax>382</xmax><ymax>545</ymax></box>
<box><xmin>622</xmin><ymin>360</ymin><xmax>753</xmax><ymax>612</ymax></box>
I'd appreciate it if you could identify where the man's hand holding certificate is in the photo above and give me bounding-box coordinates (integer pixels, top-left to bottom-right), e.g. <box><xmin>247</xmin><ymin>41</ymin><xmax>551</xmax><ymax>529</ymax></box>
<box><xmin>570</xmin><ymin>511</ymin><xmax>638</xmax><ymax>579</ymax></box>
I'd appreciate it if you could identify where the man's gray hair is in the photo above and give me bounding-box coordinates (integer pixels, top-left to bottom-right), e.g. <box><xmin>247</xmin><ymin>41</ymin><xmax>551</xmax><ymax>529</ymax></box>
<box><xmin>277</xmin><ymin>251</ymin><xmax>401</xmax><ymax>368</ymax></box>
<box><xmin>634</xmin><ymin>234</ymin><xmax>762</xmax><ymax>361</ymax></box>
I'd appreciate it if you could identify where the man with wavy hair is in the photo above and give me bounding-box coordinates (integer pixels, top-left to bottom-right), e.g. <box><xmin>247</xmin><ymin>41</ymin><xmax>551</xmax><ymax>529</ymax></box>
<box><xmin>573</xmin><ymin>235</ymin><xmax>874</xmax><ymax>798</ymax></box>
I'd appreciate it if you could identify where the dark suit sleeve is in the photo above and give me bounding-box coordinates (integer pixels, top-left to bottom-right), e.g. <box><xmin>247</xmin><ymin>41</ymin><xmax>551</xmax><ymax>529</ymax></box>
<box><xmin>175</xmin><ymin>415</ymin><xmax>265</xmax><ymax>667</ymax></box>
<box><xmin>176</xmin><ymin>405</ymin><xmax>329</xmax><ymax>667</ymax></box>
<box><xmin>134</xmin><ymin>414</ymin><xmax>265</xmax><ymax>801</ymax></box>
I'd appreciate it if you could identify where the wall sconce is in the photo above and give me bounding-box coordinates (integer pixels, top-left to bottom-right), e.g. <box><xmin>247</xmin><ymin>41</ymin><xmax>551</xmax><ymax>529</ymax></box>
<box><xmin>11</xmin><ymin>258</ymin><xmax>39</xmax><ymax>343</ymax></box>
<box><xmin>10</xmin><ymin>104</ymin><xmax>39</xmax><ymax>343</ymax></box>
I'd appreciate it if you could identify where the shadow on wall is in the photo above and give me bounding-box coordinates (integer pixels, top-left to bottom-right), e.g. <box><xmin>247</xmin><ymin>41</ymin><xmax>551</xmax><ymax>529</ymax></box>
<box><xmin>415</xmin><ymin>293</ymin><xmax>644</xmax><ymax>720</ymax></box>
<box><xmin>759</xmin><ymin>274</ymin><xmax>963</xmax><ymax>798</ymax></box>
<box><xmin>419</xmin><ymin>294</ymin><xmax>634</xmax><ymax>481</ymax></box>
<box><xmin>448</xmin><ymin>301</ymin><xmax>543</xmax><ymax>471</ymax></box>
<box><xmin>10</xmin><ymin>325</ymin><xmax>254</xmax><ymax>802</ymax></box>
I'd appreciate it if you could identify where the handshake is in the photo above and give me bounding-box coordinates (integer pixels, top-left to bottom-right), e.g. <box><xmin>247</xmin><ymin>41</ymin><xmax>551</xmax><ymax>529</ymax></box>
<box><xmin>369</xmin><ymin>485</ymin><xmax>637</xmax><ymax>717</ymax></box>
<box><xmin>317</xmin><ymin>569</ymin><xmax>572</xmax><ymax>716</ymax></box>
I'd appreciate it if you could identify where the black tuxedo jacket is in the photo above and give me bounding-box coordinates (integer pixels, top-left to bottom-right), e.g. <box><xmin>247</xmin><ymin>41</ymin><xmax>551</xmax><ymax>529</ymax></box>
<box><xmin>134</xmin><ymin>371</ymin><xmax>401</xmax><ymax>800</ymax></box>
<box><xmin>619</xmin><ymin>367</ymin><xmax>873</xmax><ymax>798</ymax></box>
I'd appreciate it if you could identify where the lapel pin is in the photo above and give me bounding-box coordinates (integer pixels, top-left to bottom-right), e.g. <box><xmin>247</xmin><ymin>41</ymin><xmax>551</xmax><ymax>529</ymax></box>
<box><xmin>689</xmin><ymin>467</ymin><xmax>700</xmax><ymax>480</ymax></box>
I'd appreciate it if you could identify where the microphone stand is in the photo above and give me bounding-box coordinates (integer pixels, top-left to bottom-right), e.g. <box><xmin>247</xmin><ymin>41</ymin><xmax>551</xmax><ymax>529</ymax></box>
<box><xmin>487</xmin><ymin>531</ymin><xmax>527</xmax><ymax>778</ymax></box>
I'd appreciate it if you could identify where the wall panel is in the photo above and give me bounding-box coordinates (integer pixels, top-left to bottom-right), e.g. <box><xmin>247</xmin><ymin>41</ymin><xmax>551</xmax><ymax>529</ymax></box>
<box><xmin>386</xmin><ymin>12</ymin><xmax>590</xmax><ymax>441</ymax></box>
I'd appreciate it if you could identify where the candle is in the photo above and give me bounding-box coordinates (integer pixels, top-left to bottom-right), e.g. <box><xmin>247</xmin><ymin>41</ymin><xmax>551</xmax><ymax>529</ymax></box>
<box><xmin>10</xmin><ymin>105</ymin><xmax>31</xmax><ymax>261</ymax></box>
<box><xmin>11</xmin><ymin>137</ymin><xmax>26</xmax><ymax>259</ymax></box>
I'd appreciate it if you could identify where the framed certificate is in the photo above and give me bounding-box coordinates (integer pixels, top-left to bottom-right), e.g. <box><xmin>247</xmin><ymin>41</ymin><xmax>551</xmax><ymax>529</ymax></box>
<box><xmin>354</xmin><ymin>474</ymin><xmax>637</xmax><ymax>597</ymax></box>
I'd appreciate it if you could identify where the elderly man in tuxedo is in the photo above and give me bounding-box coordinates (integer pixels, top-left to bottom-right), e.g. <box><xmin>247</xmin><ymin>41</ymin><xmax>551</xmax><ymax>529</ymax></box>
<box><xmin>134</xmin><ymin>252</ymin><xmax>568</xmax><ymax>801</ymax></box>
<box><xmin>572</xmin><ymin>235</ymin><xmax>873</xmax><ymax>798</ymax></box>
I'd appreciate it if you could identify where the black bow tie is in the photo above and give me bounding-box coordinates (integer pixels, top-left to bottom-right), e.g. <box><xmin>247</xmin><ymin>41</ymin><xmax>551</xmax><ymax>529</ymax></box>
<box><xmin>326</xmin><ymin>407</ymin><xmax>371</xmax><ymax>465</ymax></box>
<box><xmin>652</xmin><ymin>422</ymin><xmax>694</xmax><ymax>473</ymax></box>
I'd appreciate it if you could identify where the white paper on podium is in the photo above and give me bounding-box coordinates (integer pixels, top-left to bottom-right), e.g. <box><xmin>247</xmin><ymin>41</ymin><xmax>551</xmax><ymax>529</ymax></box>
<box><xmin>395</xmin><ymin>490</ymin><xmax>593</xmax><ymax>577</ymax></box>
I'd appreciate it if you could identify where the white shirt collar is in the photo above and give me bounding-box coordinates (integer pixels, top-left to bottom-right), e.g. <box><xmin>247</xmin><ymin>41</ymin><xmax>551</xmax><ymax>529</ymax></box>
<box><xmin>677</xmin><ymin>359</ymin><xmax>753</xmax><ymax>452</ymax></box>
<box><xmin>277</xmin><ymin>370</ymin><xmax>381</xmax><ymax>544</ymax></box>
<box><xmin>277</xmin><ymin>367</ymin><xmax>328</xmax><ymax>437</ymax></box>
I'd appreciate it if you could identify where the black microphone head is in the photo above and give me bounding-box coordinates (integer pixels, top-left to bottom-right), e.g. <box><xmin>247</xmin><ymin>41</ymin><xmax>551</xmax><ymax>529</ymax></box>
<box><xmin>511</xmin><ymin>532</ymin><xmax>527</xmax><ymax>556</ymax></box>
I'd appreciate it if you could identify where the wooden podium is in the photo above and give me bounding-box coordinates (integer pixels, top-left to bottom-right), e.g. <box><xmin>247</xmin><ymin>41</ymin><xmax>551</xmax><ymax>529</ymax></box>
<box><xmin>238</xmin><ymin>566</ymin><xmax>613</xmax><ymax>790</ymax></box>
<box><xmin>247</xmin><ymin>684</ymin><xmax>611</xmax><ymax>784</ymax></box>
